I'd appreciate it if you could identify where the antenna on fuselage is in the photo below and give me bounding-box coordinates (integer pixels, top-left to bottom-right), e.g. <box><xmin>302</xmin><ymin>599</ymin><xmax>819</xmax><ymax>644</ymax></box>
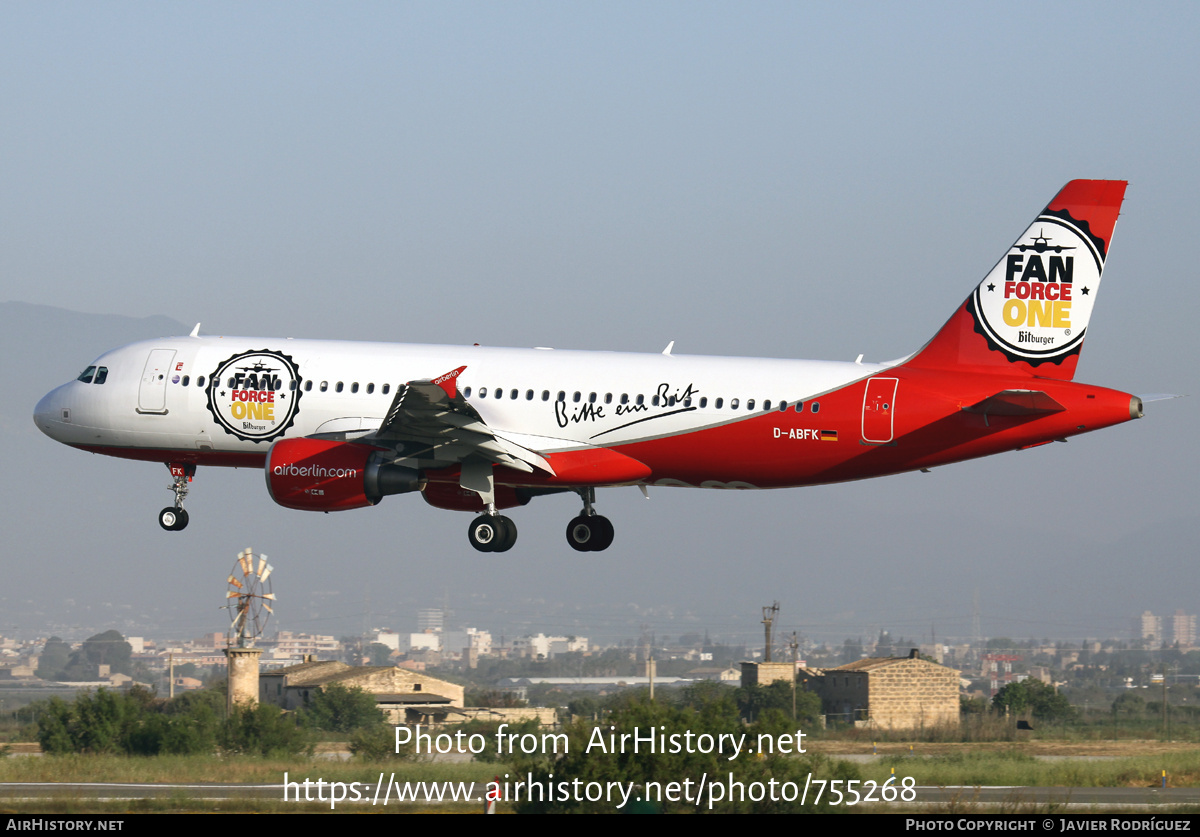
<box><xmin>189</xmin><ymin>323</ymin><xmax>201</xmax><ymax>338</ymax></box>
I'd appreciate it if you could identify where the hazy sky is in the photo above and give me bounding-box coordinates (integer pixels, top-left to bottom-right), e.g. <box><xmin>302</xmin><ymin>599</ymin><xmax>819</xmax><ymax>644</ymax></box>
<box><xmin>2</xmin><ymin>3</ymin><xmax>1197</xmax><ymax>648</ymax></box>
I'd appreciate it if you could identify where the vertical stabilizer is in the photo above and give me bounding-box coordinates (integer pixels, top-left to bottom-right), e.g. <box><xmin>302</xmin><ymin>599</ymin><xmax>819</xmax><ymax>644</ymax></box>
<box><xmin>907</xmin><ymin>180</ymin><xmax>1127</xmax><ymax>380</ymax></box>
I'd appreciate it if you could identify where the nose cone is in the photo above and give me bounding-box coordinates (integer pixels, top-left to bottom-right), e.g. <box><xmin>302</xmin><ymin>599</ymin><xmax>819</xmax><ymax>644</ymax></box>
<box><xmin>34</xmin><ymin>385</ymin><xmax>68</xmax><ymax>440</ymax></box>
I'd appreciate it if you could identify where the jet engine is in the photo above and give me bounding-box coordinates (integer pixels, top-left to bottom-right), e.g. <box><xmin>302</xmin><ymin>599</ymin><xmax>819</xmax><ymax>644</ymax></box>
<box><xmin>265</xmin><ymin>438</ymin><xmax>421</xmax><ymax>511</ymax></box>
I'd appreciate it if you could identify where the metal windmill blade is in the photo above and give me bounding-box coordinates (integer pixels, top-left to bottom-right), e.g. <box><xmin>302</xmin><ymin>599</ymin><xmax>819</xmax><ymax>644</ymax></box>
<box><xmin>225</xmin><ymin>547</ymin><xmax>276</xmax><ymax>648</ymax></box>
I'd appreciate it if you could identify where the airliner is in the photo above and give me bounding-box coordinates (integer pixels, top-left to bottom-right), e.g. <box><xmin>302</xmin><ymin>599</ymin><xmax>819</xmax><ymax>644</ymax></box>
<box><xmin>34</xmin><ymin>180</ymin><xmax>1151</xmax><ymax>552</ymax></box>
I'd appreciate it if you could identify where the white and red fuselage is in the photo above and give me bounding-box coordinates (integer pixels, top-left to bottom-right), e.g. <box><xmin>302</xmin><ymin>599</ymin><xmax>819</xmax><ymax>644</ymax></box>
<box><xmin>33</xmin><ymin>180</ymin><xmax>1146</xmax><ymax>550</ymax></box>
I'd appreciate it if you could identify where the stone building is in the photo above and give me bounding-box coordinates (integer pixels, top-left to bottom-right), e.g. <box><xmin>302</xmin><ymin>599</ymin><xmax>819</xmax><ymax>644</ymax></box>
<box><xmin>260</xmin><ymin>660</ymin><xmax>465</xmax><ymax>724</ymax></box>
<box><xmin>805</xmin><ymin>650</ymin><xmax>959</xmax><ymax>730</ymax></box>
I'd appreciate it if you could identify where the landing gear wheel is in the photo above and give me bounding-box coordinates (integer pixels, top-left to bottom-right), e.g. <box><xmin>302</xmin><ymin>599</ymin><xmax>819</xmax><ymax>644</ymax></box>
<box><xmin>159</xmin><ymin>507</ymin><xmax>188</xmax><ymax>531</ymax></box>
<box><xmin>590</xmin><ymin>515</ymin><xmax>614</xmax><ymax>551</ymax></box>
<box><xmin>567</xmin><ymin>515</ymin><xmax>614</xmax><ymax>552</ymax></box>
<box><xmin>493</xmin><ymin>515</ymin><xmax>518</xmax><ymax>552</ymax></box>
<box><xmin>469</xmin><ymin>515</ymin><xmax>514</xmax><ymax>553</ymax></box>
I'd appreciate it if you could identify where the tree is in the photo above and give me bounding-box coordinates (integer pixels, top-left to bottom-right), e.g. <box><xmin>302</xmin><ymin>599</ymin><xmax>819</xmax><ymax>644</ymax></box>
<box><xmin>992</xmin><ymin>679</ymin><xmax>1075</xmax><ymax>721</ymax></box>
<box><xmin>35</xmin><ymin>637</ymin><xmax>70</xmax><ymax>680</ymax></box>
<box><xmin>508</xmin><ymin>690</ymin><xmax>858</xmax><ymax>813</ymax></box>
<box><xmin>60</xmin><ymin>631</ymin><xmax>133</xmax><ymax>680</ymax></box>
<box><xmin>220</xmin><ymin>703</ymin><xmax>313</xmax><ymax>756</ymax></box>
<box><xmin>1111</xmin><ymin>691</ymin><xmax>1145</xmax><ymax>717</ymax></box>
<box><xmin>302</xmin><ymin>683</ymin><xmax>384</xmax><ymax>733</ymax></box>
<box><xmin>366</xmin><ymin>643</ymin><xmax>394</xmax><ymax>666</ymax></box>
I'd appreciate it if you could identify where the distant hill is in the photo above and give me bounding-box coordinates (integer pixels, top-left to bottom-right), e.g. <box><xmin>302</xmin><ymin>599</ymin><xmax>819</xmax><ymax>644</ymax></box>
<box><xmin>0</xmin><ymin>301</ymin><xmax>185</xmax><ymax>432</ymax></box>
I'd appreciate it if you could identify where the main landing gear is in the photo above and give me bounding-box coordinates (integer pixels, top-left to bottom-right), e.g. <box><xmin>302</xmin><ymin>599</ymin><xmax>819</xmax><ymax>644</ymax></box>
<box><xmin>468</xmin><ymin>512</ymin><xmax>518</xmax><ymax>553</ymax></box>
<box><xmin>159</xmin><ymin>463</ymin><xmax>195</xmax><ymax>531</ymax></box>
<box><xmin>566</xmin><ymin>487</ymin><xmax>614</xmax><ymax>552</ymax></box>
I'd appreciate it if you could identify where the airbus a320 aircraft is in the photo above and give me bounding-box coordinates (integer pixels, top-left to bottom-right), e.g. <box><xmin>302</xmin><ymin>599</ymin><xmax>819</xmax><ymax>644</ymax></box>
<box><xmin>35</xmin><ymin>180</ymin><xmax>1150</xmax><ymax>553</ymax></box>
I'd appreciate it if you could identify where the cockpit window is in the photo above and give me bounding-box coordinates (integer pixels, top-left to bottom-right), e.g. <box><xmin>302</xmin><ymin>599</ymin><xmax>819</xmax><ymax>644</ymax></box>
<box><xmin>94</xmin><ymin>367</ymin><xmax>108</xmax><ymax>384</ymax></box>
<box><xmin>77</xmin><ymin>366</ymin><xmax>97</xmax><ymax>383</ymax></box>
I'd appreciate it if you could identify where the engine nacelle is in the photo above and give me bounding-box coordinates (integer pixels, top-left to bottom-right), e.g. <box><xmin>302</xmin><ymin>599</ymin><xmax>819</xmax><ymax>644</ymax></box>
<box><xmin>266</xmin><ymin>438</ymin><xmax>421</xmax><ymax>512</ymax></box>
<box><xmin>421</xmin><ymin>481</ymin><xmax>533</xmax><ymax>512</ymax></box>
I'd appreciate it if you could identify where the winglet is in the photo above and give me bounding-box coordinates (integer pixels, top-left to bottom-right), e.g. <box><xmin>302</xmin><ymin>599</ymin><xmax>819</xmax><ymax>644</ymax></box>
<box><xmin>432</xmin><ymin>366</ymin><xmax>467</xmax><ymax>398</ymax></box>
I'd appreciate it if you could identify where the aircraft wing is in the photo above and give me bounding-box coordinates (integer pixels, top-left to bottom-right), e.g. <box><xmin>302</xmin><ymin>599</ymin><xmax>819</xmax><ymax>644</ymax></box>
<box><xmin>367</xmin><ymin>366</ymin><xmax>554</xmax><ymax>475</ymax></box>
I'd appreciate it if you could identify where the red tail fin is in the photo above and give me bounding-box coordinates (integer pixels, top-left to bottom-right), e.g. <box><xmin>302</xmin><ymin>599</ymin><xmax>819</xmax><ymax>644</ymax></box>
<box><xmin>906</xmin><ymin>180</ymin><xmax>1127</xmax><ymax>380</ymax></box>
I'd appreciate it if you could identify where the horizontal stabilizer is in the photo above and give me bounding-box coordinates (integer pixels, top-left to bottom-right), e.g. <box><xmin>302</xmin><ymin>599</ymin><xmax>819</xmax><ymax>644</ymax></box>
<box><xmin>963</xmin><ymin>389</ymin><xmax>1066</xmax><ymax>418</ymax></box>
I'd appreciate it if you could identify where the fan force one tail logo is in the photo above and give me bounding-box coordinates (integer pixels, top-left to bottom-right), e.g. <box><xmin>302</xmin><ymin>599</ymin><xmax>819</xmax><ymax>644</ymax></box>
<box><xmin>972</xmin><ymin>214</ymin><xmax>1104</xmax><ymax>363</ymax></box>
<box><xmin>206</xmin><ymin>350</ymin><xmax>302</xmax><ymax>442</ymax></box>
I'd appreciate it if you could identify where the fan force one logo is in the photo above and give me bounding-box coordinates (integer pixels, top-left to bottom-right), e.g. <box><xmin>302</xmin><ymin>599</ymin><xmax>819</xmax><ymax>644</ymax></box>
<box><xmin>972</xmin><ymin>215</ymin><xmax>1104</xmax><ymax>363</ymax></box>
<box><xmin>206</xmin><ymin>350</ymin><xmax>302</xmax><ymax>442</ymax></box>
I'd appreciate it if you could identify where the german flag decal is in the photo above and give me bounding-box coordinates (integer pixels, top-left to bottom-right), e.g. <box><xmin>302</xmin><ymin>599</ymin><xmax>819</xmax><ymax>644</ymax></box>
<box><xmin>820</xmin><ymin>430</ymin><xmax>838</xmax><ymax>442</ymax></box>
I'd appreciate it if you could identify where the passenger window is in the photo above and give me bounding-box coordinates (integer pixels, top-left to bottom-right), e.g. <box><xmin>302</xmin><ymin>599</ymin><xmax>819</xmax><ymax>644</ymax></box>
<box><xmin>367</xmin><ymin>383</ymin><xmax>374</xmax><ymax>394</ymax></box>
<box><xmin>351</xmin><ymin>382</ymin><xmax>359</xmax><ymax>393</ymax></box>
<box><xmin>77</xmin><ymin>366</ymin><xmax>96</xmax><ymax>383</ymax></box>
<box><xmin>510</xmin><ymin>389</ymin><xmax>518</xmax><ymax>399</ymax></box>
<box><xmin>795</xmin><ymin>402</ymin><xmax>803</xmax><ymax>412</ymax></box>
<box><xmin>652</xmin><ymin>395</ymin><xmax>660</xmax><ymax>406</ymax></box>
<box><xmin>763</xmin><ymin>400</ymin><xmax>772</xmax><ymax>411</ymax></box>
<box><xmin>383</xmin><ymin>384</ymin><xmax>390</xmax><ymax>395</ymax></box>
<box><xmin>463</xmin><ymin>387</ymin><xmax>472</xmax><ymax>398</ymax></box>
<box><xmin>684</xmin><ymin>397</ymin><xmax>692</xmax><ymax>407</ymax></box>
<box><xmin>557</xmin><ymin>391</ymin><xmax>565</xmax><ymax>402</ymax></box>
<box><xmin>747</xmin><ymin>399</ymin><xmax>755</xmax><ymax>410</ymax></box>
<box><xmin>667</xmin><ymin>395</ymin><xmax>676</xmax><ymax>406</ymax></box>
<box><xmin>778</xmin><ymin>401</ymin><xmax>788</xmax><ymax>412</ymax></box>
<box><xmin>699</xmin><ymin>397</ymin><xmax>708</xmax><ymax>408</ymax></box>
<box><xmin>336</xmin><ymin>382</ymin><xmax>344</xmax><ymax>393</ymax></box>
<box><xmin>541</xmin><ymin>391</ymin><xmax>549</xmax><ymax>401</ymax></box>
<box><xmin>620</xmin><ymin>394</ymin><xmax>629</xmax><ymax>405</ymax></box>
<box><xmin>604</xmin><ymin>393</ymin><xmax>612</xmax><ymax>404</ymax></box>
<box><xmin>227</xmin><ymin>377</ymin><xmax>236</xmax><ymax>388</ymax></box>
<box><xmin>588</xmin><ymin>392</ymin><xmax>597</xmax><ymax>403</ymax></box>
<box><xmin>636</xmin><ymin>394</ymin><xmax>645</xmax><ymax>406</ymax></box>
<box><xmin>289</xmin><ymin>380</ymin><xmax>297</xmax><ymax>391</ymax></box>
<box><xmin>305</xmin><ymin>381</ymin><xmax>313</xmax><ymax>392</ymax></box>
<box><xmin>495</xmin><ymin>388</ymin><xmax>504</xmax><ymax>400</ymax></box>
<box><xmin>181</xmin><ymin>375</ymin><xmax>190</xmax><ymax>387</ymax></box>
<box><xmin>526</xmin><ymin>390</ymin><xmax>534</xmax><ymax>400</ymax></box>
<box><xmin>479</xmin><ymin>387</ymin><xmax>488</xmax><ymax>398</ymax></box>
<box><xmin>715</xmin><ymin>398</ymin><xmax>723</xmax><ymax>409</ymax></box>
<box><xmin>731</xmin><ymin>398</ymin><xmax>740</xmax><ymax>409</ymax></box>
<box><xmin>573</xmin><ymin>392</ymin><xmax>581</xmax><ymax>403</ymax></box>
<box><xmin>94</xmin><ymin>367</ymin><xmax>108</xmax><ymax>385</ymax></box>
<box><xmin>811</xmin><ymin>402</ymin><xmax>820</xmax><ymax>413</ymax></box>
<box><xmin>320</xmin><ymin>382</ymin><xmax>328</xmax><ymax>392</ymax></box>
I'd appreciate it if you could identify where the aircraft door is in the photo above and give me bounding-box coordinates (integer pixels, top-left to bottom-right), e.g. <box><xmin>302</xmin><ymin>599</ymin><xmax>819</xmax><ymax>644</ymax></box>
<box><xmin>137</xmin><ymin>349</ymin><xmax>176</xmax><ymax>414</ymax></box>
<box><xmin>861</xmin><ymin>377</ymin><xmax>898</xmax><ymax>444</ymax></box>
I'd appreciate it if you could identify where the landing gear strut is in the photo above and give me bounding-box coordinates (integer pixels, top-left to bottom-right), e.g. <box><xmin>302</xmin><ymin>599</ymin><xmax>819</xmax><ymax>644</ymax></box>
<box><xmin>566</xmin><ymin>487</ymin><xmax>614</xmax><ymax>552</ymax></box>
<box><xmin>159</xmin><ymin>463</ymin><xmax>195</xmax><ymax>531</ymax></box>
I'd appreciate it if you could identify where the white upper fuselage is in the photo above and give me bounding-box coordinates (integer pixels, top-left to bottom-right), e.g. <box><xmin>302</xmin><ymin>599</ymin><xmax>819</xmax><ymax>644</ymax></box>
<box><xmin>35</xmin><ymin>334</ymin><xmax>887</xmax><ymax>477</ymax></box>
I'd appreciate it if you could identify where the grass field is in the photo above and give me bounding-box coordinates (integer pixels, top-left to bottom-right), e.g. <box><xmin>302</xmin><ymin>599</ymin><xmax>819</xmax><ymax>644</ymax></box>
<box><xmin>2</xmin><ymin>738</ymin><xmax>1197</xmax><ymax>814</ymax></box>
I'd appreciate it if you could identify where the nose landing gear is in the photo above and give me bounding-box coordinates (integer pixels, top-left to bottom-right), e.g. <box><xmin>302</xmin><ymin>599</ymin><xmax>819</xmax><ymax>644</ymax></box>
<box><xmin>159</xmin><ymin>463</ymin><xmax>195</xmax><ymax>531</ymax></box>
<box><xmin>566</xmin><ymin>487</ymin><xmax>614</xmax><ymax>552</ymax></box>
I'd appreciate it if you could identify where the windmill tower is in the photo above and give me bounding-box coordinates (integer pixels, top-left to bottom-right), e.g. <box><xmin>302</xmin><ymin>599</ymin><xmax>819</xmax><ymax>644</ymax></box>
<box><xmin>223</xmin><ymin>548</ymin><xmax>275</xmax><ymax>711</ymax></box>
